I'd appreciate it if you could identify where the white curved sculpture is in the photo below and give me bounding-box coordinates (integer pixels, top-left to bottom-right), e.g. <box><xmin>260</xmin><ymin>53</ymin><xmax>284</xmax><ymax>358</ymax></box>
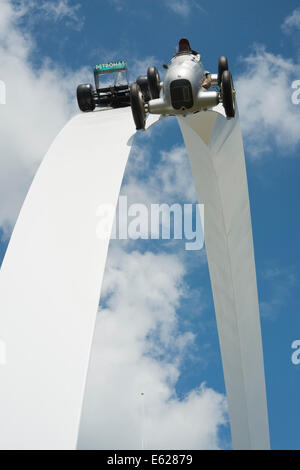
<box><xmin>0</xmin><ymin>101</ymin><xmax>269</xmax><ymax>450</ymax></box>
<box><xmin>0</xmin><ymin>107</ymin><xmax>137</xmax><ymax>449</ymax></box>
<box><xmin>177</xmin><ymin>105</ymin><xmax>270</xmax><ymax>450</ymax></box>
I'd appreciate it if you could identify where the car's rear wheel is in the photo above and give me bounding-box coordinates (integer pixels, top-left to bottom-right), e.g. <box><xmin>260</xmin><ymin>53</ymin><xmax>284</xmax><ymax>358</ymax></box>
<box><xmin>130</xmin><ymin>83</ymin><xmax>146</xmax><ymax>130</ymax></box>
<box><xmin>77</xmin><ymin>84</ymin><xmax>95</xmax><ymax>112</ymax></box>
<box><xmin>221</xmin><ymin>70</ymin><xmax>235</xmax><ymax>118</ymax></box>
<box><xmin>218</xmin><ymin>56</ymin><xmax>228</xmax><ymax>86</ymax></box>
<box><xmin>147</xmin><ymin>66</ymin><xmax>161</xmax><ymax>99</ymax></box>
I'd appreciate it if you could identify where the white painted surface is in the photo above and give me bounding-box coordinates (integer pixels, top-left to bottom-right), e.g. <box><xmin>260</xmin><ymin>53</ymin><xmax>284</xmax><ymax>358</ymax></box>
<box><xmin>0</xmin><ymin>98</ymin><xmax>269</xmax><ymax>450</ymax></box>
<box><xmin>177</xmin><ymin>107</ymin><xmax>270</xmax><ymax>450</ymax></box>
<box><xmin>0</xmin><ymin>107</ymin><xmax>137</xmax><ymax>449</ymax></box>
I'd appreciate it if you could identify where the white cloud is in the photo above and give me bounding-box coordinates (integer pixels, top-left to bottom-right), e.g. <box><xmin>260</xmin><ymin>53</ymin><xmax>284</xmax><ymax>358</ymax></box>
<box><xmin>261</xmin><ymin>267</ymin><xmax>281</xmax><ymax>281</ymax></box>
<box><xmin>236</xmin><ymin>46</ymin><xmax>300</xmax><ymax>158</ymax></box>
<box><xmin>78</xmin><ymin>246</ymin><xmax>227</xmax><ymax>449</ymax></box>
<box><xmin>17</xmin><ymin>0</ymin><xmax>84</xmax><ymax>30</ymax></box>
<box><xmin>117</xmin><ymin>143</ymin><xmax>199</xmax><ymax>243</ymax></box>
<box><xmin>108</xmin><ymin>0</ymin><xmax>126</xmax><ymax>12</ymax></box>
<box><xmin>281</xmin><ymin>7</ymin><xmax>300</xmax><ymax>34</ymax></box>
<box><xmin>39</xmin><ymin>0</ymin><xmax>81</xmax><ymax>23</ymax></box>
<box><xmin>260</xmin><ymin>265</ymin><xmax>296</xmax><ymax>319</ymax></box>
<box><xmin>163</xmin><ymin>0</ymin><xmax>202</xmax><ymax>18</ymax></box>
<box><xmin>123</xmin><ymin>144</ymin><xmax>197</xmax><ymax>205</ymax></box>
<box><xmin>130</xmin><ymin>56</ymin><xmax>162</xmax><ymax>82</ymax></box>
<box><xmin>0</xmin><ymin>2</ymin><xmax>165</xmax><ymax>238</ymax></box>
<box><xmin>0</xmin><ymin>0</ymin><xmax>89</xmax><ymax>236</ymax></box>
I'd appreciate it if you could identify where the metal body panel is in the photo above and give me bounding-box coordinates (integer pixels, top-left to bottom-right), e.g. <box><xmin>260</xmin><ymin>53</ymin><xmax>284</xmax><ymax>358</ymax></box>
<box><xmin>164</xmin><ymin>54</ymin><xmax>205</xmax><ymax>111</ymax></box>
<box><xmin>148</xmin><ymin>53</ymin><xmax>219</xmax><ymax>115</ymax></box>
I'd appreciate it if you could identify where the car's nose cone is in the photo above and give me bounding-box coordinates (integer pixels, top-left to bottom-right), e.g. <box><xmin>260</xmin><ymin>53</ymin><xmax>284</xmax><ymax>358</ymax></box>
<box><xmin>170</xmin><ymin>79</ymin><xmax>194</xmax><ymax>110</ymax></box>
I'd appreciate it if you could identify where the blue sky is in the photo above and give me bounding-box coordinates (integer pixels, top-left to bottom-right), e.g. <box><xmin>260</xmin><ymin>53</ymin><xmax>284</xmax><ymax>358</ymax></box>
<box><xmin>1</xmin><ymin>0</ymin><xmax>300</xmax><ymax>449</ymax></box>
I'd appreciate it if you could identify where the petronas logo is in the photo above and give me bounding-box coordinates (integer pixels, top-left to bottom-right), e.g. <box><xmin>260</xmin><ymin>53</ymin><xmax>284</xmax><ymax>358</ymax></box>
<box><xmin>94</xmin><ymin>61</ymin><xmax>126</xmax><ymax>72</ymax></box>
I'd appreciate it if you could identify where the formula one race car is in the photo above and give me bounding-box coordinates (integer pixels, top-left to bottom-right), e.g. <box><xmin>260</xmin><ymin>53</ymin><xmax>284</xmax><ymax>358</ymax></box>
<box><xmin>130</xmin><ymin>38</ymin><xmax>236</xmax><ymax>130</ymax></box>
<box><xmin>77</xmin><ymin>60</ymin><xmax>131</xmax><ymax>111</ymax></box>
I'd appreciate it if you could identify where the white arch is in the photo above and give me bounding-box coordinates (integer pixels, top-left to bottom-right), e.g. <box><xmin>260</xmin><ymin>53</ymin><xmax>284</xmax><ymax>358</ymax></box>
<box><xmin>0</xmin><ymin>103</ymin><xmax>269</xmax><ymax>449</ymax></box>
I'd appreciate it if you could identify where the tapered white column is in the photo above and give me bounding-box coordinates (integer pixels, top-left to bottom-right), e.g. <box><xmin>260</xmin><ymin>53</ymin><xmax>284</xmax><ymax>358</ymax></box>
<box><xmin>0</xmin><ymin>107</ymin><xmax>137</xmax><ymax>449</ymax></box>
<box><xmin>177</xmin><ymin>106</ymin><xmax>270</xmax><ymax>450</ymax></box>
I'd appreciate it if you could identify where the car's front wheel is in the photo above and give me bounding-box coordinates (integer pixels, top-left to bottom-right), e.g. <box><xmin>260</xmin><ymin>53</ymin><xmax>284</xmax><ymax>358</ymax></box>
<box><xmin>147</xmin><ymin>66</ymin><xmax>161</xmax><ymax>99</ymax></box>
<box><xmin>218</xmin><ymin>56</ymin><xmax>228</xmax><ymax>86</ymax></box>
<box><xmin>221</xmin><ymin>70</ymin><xmax>235</xmax><ymax>118</ymax></box>
<box><xmin>130</xmin><ymin>83</ymin><xmax>146</xmax><ymax>130</ymax></box>
<box><xmin>136</xmin><ymin>75</ymin><xmax>151</xmax><ymax>102</ymax></box>
<box><xmin>77</xmin><ymin>84</ymin><xmax>95</xmax><ymax>112</ymax></box>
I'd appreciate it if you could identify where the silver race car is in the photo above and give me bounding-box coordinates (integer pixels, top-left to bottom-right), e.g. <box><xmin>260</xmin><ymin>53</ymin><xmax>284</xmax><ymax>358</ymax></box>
<box><xmin>130</xmin><ymin>38</ymin><xmax>236</xmax><ymax>130</ymax></box>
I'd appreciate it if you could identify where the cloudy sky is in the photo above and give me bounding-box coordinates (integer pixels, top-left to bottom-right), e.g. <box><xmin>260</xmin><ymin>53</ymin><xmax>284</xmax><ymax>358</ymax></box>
<box><xmin>0</xmin><ymin>0</ymin><xmax>300</xmax><ymax>450</ymax></box>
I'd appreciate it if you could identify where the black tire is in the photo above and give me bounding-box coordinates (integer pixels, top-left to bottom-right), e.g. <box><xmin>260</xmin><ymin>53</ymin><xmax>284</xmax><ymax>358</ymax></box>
<box><xmin>221</xmin><ymin>70</ymin><xmax>235</xmax><ymax>118</ymax></box>
<box><xmin>130</xmin><ymin>83</ymin><xmax>146</xmax><ymax>130</ymax></box>
<box><xmin>136</xmin><ymin>75</ymin><xmax>151</xmax><ymax>102</ymax></box>
<box><xmin>147</xmin><ymin>66</ymin><xmax>161</xmax><ymax>99</ymax></box>
<box><xmin>77</xmin><ymin>84</ymin><xmax>95</xmax><ymax>112</ymax></box>
<box><xmin>218</xmin><ymin>56</ymin><xmax>228</xmax><ymax>86</ymax></box>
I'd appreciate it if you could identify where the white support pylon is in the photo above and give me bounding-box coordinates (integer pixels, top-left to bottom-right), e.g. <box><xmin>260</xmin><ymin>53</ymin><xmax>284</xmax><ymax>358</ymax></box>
<box><xmin>177</xmin><ymin>106</ymin><xmax>270</xmax><ymax>450</ymax></box>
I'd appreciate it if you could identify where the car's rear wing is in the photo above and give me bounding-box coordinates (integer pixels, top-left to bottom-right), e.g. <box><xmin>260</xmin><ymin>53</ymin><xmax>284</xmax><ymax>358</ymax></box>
<box><xmin>94</xmin><ymin>61</ymin><xmax>128</xmax><ymax>90</ymax></box>
<box><xmin>94</xmin><ymin>61</ymin><xmax>127</xmax><ymax>74</ymax></box>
